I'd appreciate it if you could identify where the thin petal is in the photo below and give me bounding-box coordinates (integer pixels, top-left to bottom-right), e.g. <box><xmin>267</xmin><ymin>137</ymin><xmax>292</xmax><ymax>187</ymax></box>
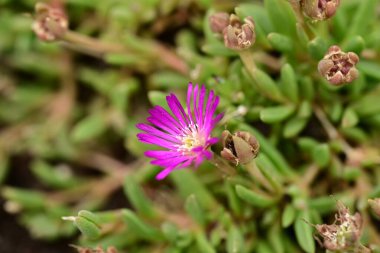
<box><xmin>203</xmin><ymin>95</ymin><xmax>220</xmax><ymax>134</ymax></box>
<box><xmin>156</xmin><ymin>167</ymin><xmax>174</xmax><ymax>180</ymax></box>
<box><xmin>210</xmin><ymin>113</ymin><xmax>224</xmax><ymax>129</ymax></box>
<box><xmin>186</xmin><ymin>82</ymin><xmax>194</xmax><ymax>124</ymax></box>
<box><xmin>202</xmin><ymin>90</ymin><xmax>215</xmax><ymax>129</ymax></box>
<box><xmin>151</xmin><ymin>156</ymin><xmax>190</xmax><ymax>167</ymax></box>
<box><xmin>147</xmin><ymin>116</ymin><xmax>179</xmax><ymax>135</ymax></box>
<box><xmin>136</xmin><ymin>124</ymin><xmax>180</xmax><ymax>144</ymax></box>
<box><xmin>197</xmin><ymin>85</ymin><xmax>206</xmax><ymax>128</ymax></box>
<box><xmin>145</xmin><ymin>150</ymin><xmax>182</xmax><ymax>159</ymax></box>
<box><xmin>167</xmin><ymin>94</ymin><xmax>189</xmax><ymax>128</ymax></box>
<box><xmin>206</xmin><ymin>137</ymin><xmax>219</xmax><ymax>146</ymax></box>
<box><xmin>149</xmin><ymin>106</ymin><xmax>181</xmax><ymax>130</ymax></box>
<box><xmin>137</xmin><ymin>133</ymin><xmax>178</xmax><ymax>149</ymax></box>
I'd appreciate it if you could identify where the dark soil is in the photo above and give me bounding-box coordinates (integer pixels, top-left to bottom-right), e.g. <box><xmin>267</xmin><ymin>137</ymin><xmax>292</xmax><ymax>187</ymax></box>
<box><xmin>0</xmin><ymin>202</ymin><xmax>75</xmax><ymax>253</ymax></box>
<box><xmin>0</xmin><ymin>155</ymin><xmax>75</xmax><ymax>253</ymax></box>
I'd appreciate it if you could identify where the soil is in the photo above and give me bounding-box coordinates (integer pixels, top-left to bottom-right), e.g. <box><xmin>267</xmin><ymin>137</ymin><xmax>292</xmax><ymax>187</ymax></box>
<box><xmin>0</xmin><ymin>155</ymin><xmax>75</xmax><ymax>253</ymax></box>
<box><xmin>0</xmin><ymin>203</ymin><xmax>75</xmax><ymax>253</ymax></box>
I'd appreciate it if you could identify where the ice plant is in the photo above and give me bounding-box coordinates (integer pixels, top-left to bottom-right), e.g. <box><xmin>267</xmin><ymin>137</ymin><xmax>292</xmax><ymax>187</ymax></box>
<box><xmin>318</xmin><ymin>45</ymin><xmax>359</xmax><ymax>85</ymax></box>
<box><xmin>220</xmin><ymin>130</ymin><xmax>260</xmax><ymax>166</ymax></box>
<box><xmin>137</xmin><ymin>83</ymin><xmax>223</xmax><ymax>180</ymax></box>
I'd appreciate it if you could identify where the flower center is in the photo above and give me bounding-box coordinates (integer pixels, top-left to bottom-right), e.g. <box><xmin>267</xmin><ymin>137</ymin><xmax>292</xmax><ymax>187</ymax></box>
<box><xmin>176</xmin><ymin>124</ymin><xmax>205</xmax><ymax>154</ymax></box>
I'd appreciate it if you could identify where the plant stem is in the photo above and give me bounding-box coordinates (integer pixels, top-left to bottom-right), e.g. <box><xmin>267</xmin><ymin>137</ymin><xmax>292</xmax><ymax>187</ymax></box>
<box><xmin>313</xmin><ymin>104</ymin><xmax>354</xmax><ymax>153</ymax></box>
<box><xmin>244</xmin><ymin>160</ymin><xmax>278</xmax><ymax>194</ymax></box>
<box><xmin>210</xmin><ymin>154</ymin><xmax>236</xmax><ymax>177</ymax></box>
<box><xmin>60</xmin><ymin>30</ymin><xmax>188</xmax><ymax>74</ymax></box>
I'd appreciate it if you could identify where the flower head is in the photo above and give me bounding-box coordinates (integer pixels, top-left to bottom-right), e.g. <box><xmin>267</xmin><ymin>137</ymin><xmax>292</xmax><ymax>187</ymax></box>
<box><xmin>318</xmin><ymin>45</ymin><xmax>359</xmax><ymax>86</ymax></box>
<box><xmin>301</xmin><ymin>0</ymin><xmax>340</xmax><ymax>21</ymax></box>
<box><xmin>32</xmin><ymin>2</ymin><xmax>68</xmax><ymax>42</ymax></box>
<box><xmin>220</xmin><ymin>130</ymin><xmax>260</xmax><ymax>165</ymax></box>
<box><xmin>314</xmin><ymin>202</ymin><xmax>368</xmax><ymax>252</ymax></box>
<box><xmin>137</xmin><ymin>83</ymin><xmax>223</xmax><ymax>180</ymax></box>
<box><xmin>223</xmin><ymin>15</ymin><xmax>256</xmax><ymax>50</ymax></box>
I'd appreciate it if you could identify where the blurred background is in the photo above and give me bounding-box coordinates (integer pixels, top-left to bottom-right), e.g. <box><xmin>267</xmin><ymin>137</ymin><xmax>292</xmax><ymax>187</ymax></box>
<box><xmin>1</xmin><ymin>0</ymin><xmax>380</xmax><ymax>252</ymax></box>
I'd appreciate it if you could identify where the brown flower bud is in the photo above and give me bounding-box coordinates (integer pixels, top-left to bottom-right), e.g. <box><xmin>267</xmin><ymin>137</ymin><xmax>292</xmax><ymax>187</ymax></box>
<box><xmin>301</xmin><ymin>0</ymin><xmax>340</xmax><ymax>21</ymax></box>
<box><xmin>209</xmin><ymin>12</ymin><xmax>230</xmax><ymax>34</ymax></box>
<box><xmin>32</xmin><ymin>2</ymin><xmax>68</xmax><ymax>42</ymax></box>
<box><xmin>368</xmin><ymin>198</ymin><xmax>380</xmax><ymax>217</ymax></box>
<box><xmin>223</xmin><ymin>15</ymin><xmax>255</xmax><ymax>50</ymax></box>
<box><xmin>314</xmin><ymin>202</ymin><xmax>367</xmax><ymax>251</ymax></box>
<box><xmin>220</xmin><ymin>130</ymin><xmax>259</xmax><ymax>165</ymax></box>
<box><xmin>71</xmin><ymin>245</ymin><xmax>118</xmax><ymax>253</ymax></box>
<box><xmin>318</xmin><ymin>45</ymin><xmax>359</xmax><ymax>86</ymax></box>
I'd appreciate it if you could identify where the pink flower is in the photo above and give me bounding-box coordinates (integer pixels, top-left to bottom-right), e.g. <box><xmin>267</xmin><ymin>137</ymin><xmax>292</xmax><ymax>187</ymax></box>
<box><xmin>137</xmin><ymin>83</ymin><xmax>223</xmax><ymax>180</ymax></box>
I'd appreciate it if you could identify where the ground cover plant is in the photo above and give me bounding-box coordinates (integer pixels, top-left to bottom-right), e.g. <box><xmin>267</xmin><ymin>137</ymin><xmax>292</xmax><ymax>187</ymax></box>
<box><xmin>1</xmin><ymin>0</ymin><xmax>380</xmax><ymax>252</ymax></box>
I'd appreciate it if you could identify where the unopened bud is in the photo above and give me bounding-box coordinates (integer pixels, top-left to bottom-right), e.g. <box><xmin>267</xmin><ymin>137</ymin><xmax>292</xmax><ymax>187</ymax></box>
<box><xmin>32</xmin><ymin>2</ymin><xmax>68</xmax><ymax>42</ymax></box>
<box><xmin>209</xmin><ymin>12</ymin><xmax>229</xmax><ymax>34</ymax></box>
<box><xmin>220</xmin><ymin>130</ymin><xmax>259</xmax><ymax>165</ymax></box>
<box><xmin>223</xmin><ymin>15</ymin><xmax>255</xmax><ymax>50</ymax></box>
<box><xmin>62</xmin><ymin>210</ymin><xmax>101</xmax><ymax>240</ymax></box>
<box><xmin>318</xmin><ymin>45</ymin><xmax>359</xmax><ymax>86</ymax></box>
<box><xmin>301</xmin><ymin>0</ymin><xmax>340</xmax><ymax>21</ymax></box>
<box><xmin>368</xmin><ymin>198</ymin><xmax>380</xmax><ymax>217</ymax></box>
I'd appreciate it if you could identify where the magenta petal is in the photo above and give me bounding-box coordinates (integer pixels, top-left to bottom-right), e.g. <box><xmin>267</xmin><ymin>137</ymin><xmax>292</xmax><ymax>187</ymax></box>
<box><xmin>145</xmin><ymin>150</ymin><xmax>182</xmax><ymax>159</ymax></box>
<box><xmin>137</xmin><ymin>133</ymin><xmax>178</xmax><ymax>149</ymax></box>
<box><xmin>167</xmin><ymin>94</ymin><xmax>188</xmax><ymax>128</ymax></box>
<box><xmin>204</xmin><ymin>95</ymin><xmax>219</xmax><ymax>130</ymax></box>
<box><xmin>202</xmin><ymin>150</ymin><xmax>213</xmax><ymax>160</ymax></box>
<box><xmin>149</xmin><ymin>106</ymin><xmax>182</xmax><ymax>130</ymax></box>
<box><xmin>156</xmin><ymin>167</ymin><xmax>174</xmax><ymax>180</ymax></box>
<box><xmin>147</xmin><ymin>116</ymin><xmax>179</xmax><ymax>135</ymax></box>
<box><xmin>206</xmin><ymin>137</ymin><xmax>219</xmax><ymax>146</ymax></box>
<box><xmin>187</xmin><ymin>82</ymin><xmax>194</xmax><ymax>124</ymax></box>
<box><xmin>197</xmin><ymin>85</ymin><xmax>206</xmax><ymax>128</ymax></box>
<box><xmin>136</xmin><ymin>123</ymin><xmax>181</xmax><ymax>143</ymax></box>
<box><xmin>151</xmin><ymin>156</ymin><xmax>190</xmax><ymax>167</ymax></box>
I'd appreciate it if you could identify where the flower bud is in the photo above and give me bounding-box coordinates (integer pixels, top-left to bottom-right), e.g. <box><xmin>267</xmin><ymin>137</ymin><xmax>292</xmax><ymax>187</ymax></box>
<box><xmin>209</xmin><ymin>12</ymin><xmax>229</xmax><ymax>34</ymax></box>
<box><xmin>223</xmin><ymin>15</ymin><xmax>256</xmax><ymax>50</ymax></box>
<box><xmin>368</xmin><ymin>198</ymin><xmax>380</xmax><ymax>217</ymax></box>
<box><xmin>62</xmin><ymin>210</ymin><xmax>101</xmax><ymax>240</ymax></box>
<box><xmin>314</xmin><ymin>202</ymin><xmax>366</xmax><ymax>251</ymax></box>
<box><xmin>72</xmin><ymin>245</ymin><xmax>118</xmax><ymax>253</ymax></box>
<box><xmin>301</xmin><ymin>0</ymin><xmax>340</xmax><ymax>21</ymax></box>
<box><xmin>220</xmin><ymin>130</ymin><xmax>259</xmax><ymax>165</ymax></box>
<box><xmin>32</xmin><ymin>2</ymin><xmax>68</xmax><ymax>42</ymax></box>
<box><xmin>318</xmin><ymin>45</ymin><xmax>359</xmax><ymax>86</ymax></box>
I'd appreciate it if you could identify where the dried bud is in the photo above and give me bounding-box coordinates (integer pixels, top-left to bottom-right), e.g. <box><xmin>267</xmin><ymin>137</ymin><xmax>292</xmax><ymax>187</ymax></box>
<box><xmin>209</xmin><ymin>12</ymin><xmax>230</xmax><ymax>34</ymax></box>
<box><xmin>223</xmin><ymin>15</ymin><xmax>255</xmax><ymax>50</ymax></box>
<box><xmin>32</xmin><ymin>2</ymin><xmax>68</xmax><ymax>42</ymax></box>
<box><xmin>71</xmin><ymin>245</ymin><xmax>118</xmax><ymax>253</ymax></box>
<box><xmin>318</xmin><ymin>45</ymin><xmax>359</xmax><ymax>86</ymax></box>
<box><xmin>220</xmin><ymin>130</ymin><xmax>259</xmax><ymax>165</ymax></box>
<box><xmin>314</xmin><ymin>202</ymin><xmax>368</xmax><ymax>251</ymax></box>
<box><xmin>301</xmin><ymin>0</ymin><xmax>340</xmax><ymax>21</ymax></box>
<box><xmin>368</xmin><ymin>198</ymin><xmax>380</xmax><ymax>217</ymax></box>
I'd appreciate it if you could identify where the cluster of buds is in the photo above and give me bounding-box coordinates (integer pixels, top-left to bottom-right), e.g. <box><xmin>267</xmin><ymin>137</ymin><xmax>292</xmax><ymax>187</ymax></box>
<box><xmin>368</xmin><ymin>198</ymin><xmax>380</xmax><ymax>218</ymax></box>
<box><xmin>301</xmin><ymin>0</ymin><xmax>340</xmax><ymax>21</ymax></box>
<box><xmin>314</xmin><ymin>202</ymin><xmax>369</xmax><ymax>252</ymax></box>
<box><xmin>220</xmin><ymin>130</ymin><xmax>260</xmax><ymax>165</ymax></box>
<box><xmin>32</xmin><ymin>2</ymin><xmax>68</xmax><ymax>42</ymax></box>
<box><xmin>318</xmin><ymin>45</ymin><xmax>359</xmax><ymax>86</ymax></box>
<box><xmin>209</xmin><ymin>13</ymin><xmax>255</xmax><ymax>50</ymax></box>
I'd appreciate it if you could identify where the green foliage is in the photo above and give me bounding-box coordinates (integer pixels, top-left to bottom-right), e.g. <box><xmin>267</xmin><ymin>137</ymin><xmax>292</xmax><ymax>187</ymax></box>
<box><xmin>1</xmin><ymin>0</ymin><xmax>380</xmax><ymax>252</ymax></box>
